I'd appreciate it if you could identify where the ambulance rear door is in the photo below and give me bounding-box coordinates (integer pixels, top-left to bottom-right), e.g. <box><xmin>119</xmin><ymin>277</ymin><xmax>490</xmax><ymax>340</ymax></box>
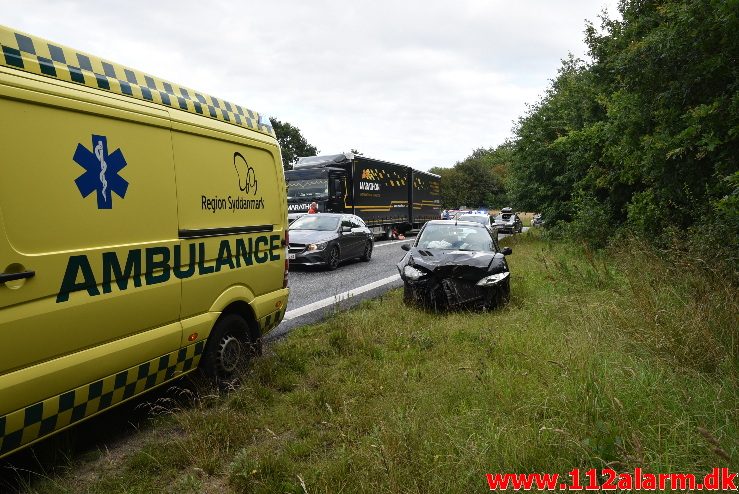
<box><xmin>0</xmin><ymin>69</ymin><xmax>181</xmax><ymax>420</ymax></box>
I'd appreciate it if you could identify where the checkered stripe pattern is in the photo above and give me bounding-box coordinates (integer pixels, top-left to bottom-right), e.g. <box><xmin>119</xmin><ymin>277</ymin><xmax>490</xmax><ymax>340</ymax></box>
<box><xmin>0</xmin><ymin>340</ymin><xmax>204</xmax><ymax>457</ymax></box>
<box><xmin>261</xmin><ymin>308</ymin><xmax>285</xmax><ymax>333</ymax></box>
<box><xmin>0</xmin><ymin>25</ymin><xmax>274</xmax><ymax>137</ymax></box>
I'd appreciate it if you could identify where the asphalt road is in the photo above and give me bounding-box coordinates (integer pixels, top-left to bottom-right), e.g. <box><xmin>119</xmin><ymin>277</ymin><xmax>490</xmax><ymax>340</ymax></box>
<box><xmin>266</xmin><ymin>238</ymin><xmax>408</xmax><ymax>340</ymax></box>
<box><xmin>266</xmin><ymin>227</ymin><xmax>529</xmax><ymax>340</ymax></box>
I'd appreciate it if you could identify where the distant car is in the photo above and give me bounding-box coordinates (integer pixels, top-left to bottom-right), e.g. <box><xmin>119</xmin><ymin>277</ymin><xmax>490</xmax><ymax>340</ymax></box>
<box><xmin>492</xmin><ymin>207</ymin><xmax>523</xmax><ymax>234</ymax></box>
<box><xmin>288</xmin><ymin>213</ymin><xmax>374</xmax><ymax>269</ymax></box>
<box><xmin>457</xmin><ymin>213</ymin><xmax>492</xmax><ymax>229</ymax></box>
<box><xmin>397</xmin><ymin>220</ymin><xmax>512</xmax><ymax>311</ymax></box>
<box><xmin>532</xmin><ymin>213</ymin><xmax>544</xmax><ymax>227</ymax></box>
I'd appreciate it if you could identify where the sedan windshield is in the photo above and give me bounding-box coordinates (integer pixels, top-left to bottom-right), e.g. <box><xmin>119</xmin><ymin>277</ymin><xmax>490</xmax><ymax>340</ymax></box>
<box><xmin>289</xmin><ymin>215</ymin><xmax>340</xmax><ymax>231</ymax></box>
<box><xmin>287</xmin><ymin>179</ymin><xmax>328</xmax><ymax>200</ymax></box>
<box><xmin>416</xmin><ymin>224</ymin><xmax>495</xmax><ymax>252</ymax></box>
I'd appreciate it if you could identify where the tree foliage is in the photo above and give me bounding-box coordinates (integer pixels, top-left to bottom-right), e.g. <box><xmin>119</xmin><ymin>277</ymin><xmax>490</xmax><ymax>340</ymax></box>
<box><xmin>270</xmin><ymin>118</ymin><xmax>319</xmax><ymax>169</ymax></box>
<box><xmin>430</xmin><ymin>144</ymin><xmax>512</xmax><ymax>209</ymax></box>
<box><xmin>509</xmin><ymin>0</ymin><xmax>738</xmax><ymax>254</ymax></box>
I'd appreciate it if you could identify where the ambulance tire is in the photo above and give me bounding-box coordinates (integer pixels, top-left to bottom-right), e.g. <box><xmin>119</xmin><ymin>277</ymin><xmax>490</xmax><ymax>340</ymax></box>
<box><xmin>201</xmin><ymin>313</ymin><xmax>252</xmax><ymax>380</ymax></box>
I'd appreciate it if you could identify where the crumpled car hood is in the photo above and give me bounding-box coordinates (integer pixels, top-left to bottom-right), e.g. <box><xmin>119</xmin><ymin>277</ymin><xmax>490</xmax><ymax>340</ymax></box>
<box><xmin>397</xmin><ymin>247</ymin><xmax>507</xmax><ymax>281</ymax></box>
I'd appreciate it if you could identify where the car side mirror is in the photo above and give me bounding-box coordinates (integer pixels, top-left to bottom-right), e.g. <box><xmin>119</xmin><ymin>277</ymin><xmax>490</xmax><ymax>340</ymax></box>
<box><xmin>350</xmin><ymin>227</ymin><xmax>364</xmax><ymax>233</ymax></box>
<box><xmin>401</xmin><ymin>243</ymin><xmax>411</xmax><ymax>251</ymax></box>
<box><xmin>502</xmin><ymin>247</ymin><xmax>512</xmax><ymax>256</ymax></box>
<box><xmin>342</xmin><ymin>226</ymin><xmax>352</xmax><ymax>233</ymax></box>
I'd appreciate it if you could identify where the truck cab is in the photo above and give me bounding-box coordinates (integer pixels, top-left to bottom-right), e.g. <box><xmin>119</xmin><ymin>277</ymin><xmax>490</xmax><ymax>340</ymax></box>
<box><xmin>286</xmin><ymin>162</ymin><xmax>348</xmax><ymax>215</ymax></box>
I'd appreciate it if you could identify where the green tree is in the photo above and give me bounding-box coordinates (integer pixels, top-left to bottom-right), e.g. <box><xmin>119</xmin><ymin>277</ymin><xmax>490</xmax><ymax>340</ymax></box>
<box><xmin>430</xmin><ymin>145</ymin><xmax>512</xmax><ymax>209</ymax></box>
<box><xmin>270</xmin><ymin>118</ymin><xmax>319</xmax><ymax>170</ymax></box>
<box><xmin>509</xmin><ymin>55</ymin><xmax>606</xmax><ymax>228</ymax></box>
<box><xmin>508</xmin><ymin>0</ymin><xmax>738</xmax><ymax>252</ymax></box>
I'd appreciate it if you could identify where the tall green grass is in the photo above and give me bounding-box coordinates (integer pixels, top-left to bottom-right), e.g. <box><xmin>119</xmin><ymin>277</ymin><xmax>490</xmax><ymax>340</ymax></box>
<box><xmin>23</xmin><ymin>232</ymin><xmax>737</xmax><ymax>493</ymax></box>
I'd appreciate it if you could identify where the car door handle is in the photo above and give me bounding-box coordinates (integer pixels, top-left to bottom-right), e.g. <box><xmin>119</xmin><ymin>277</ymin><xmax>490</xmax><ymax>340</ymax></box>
<box><xmin>0</xmin><ymin>270</ymin><xmax>35</xmax><ymax>283</ymax></box>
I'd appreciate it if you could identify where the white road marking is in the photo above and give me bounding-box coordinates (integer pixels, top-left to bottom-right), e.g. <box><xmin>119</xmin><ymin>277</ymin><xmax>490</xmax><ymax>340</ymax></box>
<box><xmin>283</xmin><ymin>274</ymin><xmax>401</xmax><ymax>320</ymax></box>
<box><xmin>374</xmin><ymin>239</ymin><xmax>409</xmax><ymax>248</ymax></box>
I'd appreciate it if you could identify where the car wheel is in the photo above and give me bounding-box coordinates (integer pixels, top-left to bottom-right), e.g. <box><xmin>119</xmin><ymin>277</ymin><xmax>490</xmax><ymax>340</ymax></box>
<box><xmin>326</xmin><ymin>245</ymin><xmax>340</xmax><ymax>270</ymax></box>
<box><xmin>491</xmin><ymin>278</ymin><xmax>511</xmax><ymax>308</ymax></box>
<box><xmin>361</xmin><ymin>241</ymin><xmax>373</xmax><ymax>261</ymax></box>
<box><xmin>201</xmin><ymin>313</ymin><xmax>252</xmax><ymax>380</ymax></box>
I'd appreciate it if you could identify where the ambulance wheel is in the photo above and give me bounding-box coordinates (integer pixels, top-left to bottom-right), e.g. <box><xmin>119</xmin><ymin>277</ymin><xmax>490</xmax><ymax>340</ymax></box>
<box><xmin>326</xmin><ymin>245</ymin><xmax>340</xmax><ymax>270</ymax></box>
<box><xmin>361</xmin><ymin>241</ymin><xmax>373</xmax><ymax>261</ymax></box>
<box><xmin>201</xmin><ymin>313</ymin><xmax>251</xmax><ymax>380</ymax></box>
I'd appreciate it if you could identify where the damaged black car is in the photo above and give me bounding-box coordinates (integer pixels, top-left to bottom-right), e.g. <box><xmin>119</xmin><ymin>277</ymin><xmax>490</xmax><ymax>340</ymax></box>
<box><xmin>397</xmin><ymin>220</ymin><xmax>512</xmax><ymax>311</ymax></box>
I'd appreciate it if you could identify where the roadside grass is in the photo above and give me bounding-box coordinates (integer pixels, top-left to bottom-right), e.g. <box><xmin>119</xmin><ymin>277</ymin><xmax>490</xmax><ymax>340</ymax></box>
<box><xmin>25</xmin><ymin>232</ymin><xmax>737</xmax><ymax>493</ymax></box>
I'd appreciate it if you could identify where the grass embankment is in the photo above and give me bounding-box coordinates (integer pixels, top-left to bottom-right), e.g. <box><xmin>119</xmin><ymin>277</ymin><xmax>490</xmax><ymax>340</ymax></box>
<box><xmin>28</xmin><ymin>232</ymin><xmax>738</xmax><ymax>493</ymax></box>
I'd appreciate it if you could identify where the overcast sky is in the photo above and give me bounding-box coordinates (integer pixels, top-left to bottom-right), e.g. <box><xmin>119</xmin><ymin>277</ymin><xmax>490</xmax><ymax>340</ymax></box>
<box><xmin>3</xmin><ymin>1</ymin><xmax>618</xmax><ymax>170</ymax></box>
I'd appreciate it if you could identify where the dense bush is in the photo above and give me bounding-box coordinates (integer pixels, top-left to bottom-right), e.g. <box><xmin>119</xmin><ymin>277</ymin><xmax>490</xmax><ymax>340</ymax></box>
<box><xmin>509</xmin><ymin>0</ymin><xmax>738</xmax><ymax>263</ymax></box>
<box><xmin>430</xmin><ymin>145</ymin><xmax>512</xmax><ymax>209</ymax></box>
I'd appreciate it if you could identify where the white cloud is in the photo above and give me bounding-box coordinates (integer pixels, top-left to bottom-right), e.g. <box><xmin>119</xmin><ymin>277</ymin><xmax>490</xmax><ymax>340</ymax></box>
<box><xmin>2</xmin><ymin>0</ymin><xmax>619</xmax><ymax>169</ymax></box>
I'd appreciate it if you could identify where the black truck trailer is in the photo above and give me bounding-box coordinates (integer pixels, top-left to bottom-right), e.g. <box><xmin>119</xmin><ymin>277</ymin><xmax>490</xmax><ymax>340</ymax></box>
<box><xmin>285</xmin><ymin>152</ymin><xmax>441</xmax><ymax>238</ymax></box>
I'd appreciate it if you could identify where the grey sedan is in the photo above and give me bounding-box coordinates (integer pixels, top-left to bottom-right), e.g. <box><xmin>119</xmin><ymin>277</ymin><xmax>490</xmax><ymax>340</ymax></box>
<box><xmin>287</xmin><ymin>213</ymin><xmax>374</xmax><ymax>270</ymax></box>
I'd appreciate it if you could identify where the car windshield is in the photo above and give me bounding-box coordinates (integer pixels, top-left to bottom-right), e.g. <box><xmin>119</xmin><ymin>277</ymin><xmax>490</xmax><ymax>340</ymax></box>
<box><xmin>495</xmin><ymin>213</ymin><xmax>514</xmax><ymax>221</ymax></box>
<box><xmin>289</xmin><ymin>215</ymin><xmax>340</xmax><ymax>231</ymax></box>
<box><xmin>416</xmin><ymin>224</ymin><xmax>495</xmax><ymax>252</ymax></box>
<box><xmin>458</xmin><ymin>215</ymin><xmax>489</xmax><ymax>226</ymax></box>
<box><xmin>287</xmin><ymin>179</ymin><xmax>328</xmax><ymax>200</ymax></box>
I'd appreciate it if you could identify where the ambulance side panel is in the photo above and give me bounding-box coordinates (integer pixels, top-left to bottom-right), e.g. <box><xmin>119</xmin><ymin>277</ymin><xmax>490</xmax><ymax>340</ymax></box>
<box><xmin>169</xmin><ymin>113</ymin><xmax>288</xmax><ymax>339</ymax></box>
<box><xmin>0</xmin><ymin>68</ymin><xmax>181</xmax><ymax>453</ymax></box>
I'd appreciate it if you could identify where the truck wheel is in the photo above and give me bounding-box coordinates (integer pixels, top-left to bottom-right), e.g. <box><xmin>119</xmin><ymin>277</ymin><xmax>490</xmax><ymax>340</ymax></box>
<box><xmin>326</xmin><ymin>245</ymin><xmax>340</xmax><ymax>270</ymax></box>
<box><xmin>361</xmin><ymin>241</ymin><xmax>373</xmax><ymax>261</ymax></box>
<box><xmin>201</xmin><ymin>313</ymin><xmax>252</xmax><ymax>380</ymax></box>
<box><xmin>385</xmin><ymin>226</ymin><xmax>394</xmax><ymax>240</ymax></box>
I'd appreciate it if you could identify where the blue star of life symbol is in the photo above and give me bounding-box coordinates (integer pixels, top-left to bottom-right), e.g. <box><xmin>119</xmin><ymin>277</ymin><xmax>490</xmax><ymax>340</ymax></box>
<box><xmin>72</xmin><ymin>135</ymin><xmax>129</xmax><ymax>209</ymax></box>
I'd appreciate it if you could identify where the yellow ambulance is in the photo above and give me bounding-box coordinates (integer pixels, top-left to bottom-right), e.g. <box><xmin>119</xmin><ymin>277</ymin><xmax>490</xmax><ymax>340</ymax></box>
<box><xmin>0</xmin><ymin>25</ymin><xmax>289</xmax><ymax>458</ymax></box>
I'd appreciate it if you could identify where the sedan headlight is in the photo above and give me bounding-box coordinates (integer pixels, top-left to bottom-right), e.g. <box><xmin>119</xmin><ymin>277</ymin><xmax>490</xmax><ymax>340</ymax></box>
<box><xmin>476</xmin><ymin>272</ymin><xmax>510</xmax><ymax>286</ymax></box>
<box><xmin>307</xmin><ymin>242</ymin><xmax>328</xmax><ymax>251</ymax></box>
<box><xmin>403</xmin><ymin>265</ymin><xmax>426</xmax><ymax>280</ymax></box>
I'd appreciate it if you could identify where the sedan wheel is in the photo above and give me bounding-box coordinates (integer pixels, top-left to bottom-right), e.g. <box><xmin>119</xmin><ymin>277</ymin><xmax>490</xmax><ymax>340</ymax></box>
<box><xmin>361</xmin><ymin>241</ymin><xmax>373</xmax><ymax>261</ymax></box>
<box><xmin>326</xmin><ymin>245</ymin><xmax>340</xmax><ymax>270</ymax></box>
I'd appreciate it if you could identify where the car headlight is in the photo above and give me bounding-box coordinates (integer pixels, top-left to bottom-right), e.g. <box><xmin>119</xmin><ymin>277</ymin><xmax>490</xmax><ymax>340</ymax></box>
<box><xmin>403</xmin><ymin>265</ymin><xmax>426</xmax><ymax>280</ymax></box>
<box><xmin>476</xmin><ymin>272</ymin><xmax>510</xmax><ymax>286</ymax></box>
<box><xmin>307</xmin><ymin>242</ymin><xmax>328</xmax><ymax>251</ymax></box>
